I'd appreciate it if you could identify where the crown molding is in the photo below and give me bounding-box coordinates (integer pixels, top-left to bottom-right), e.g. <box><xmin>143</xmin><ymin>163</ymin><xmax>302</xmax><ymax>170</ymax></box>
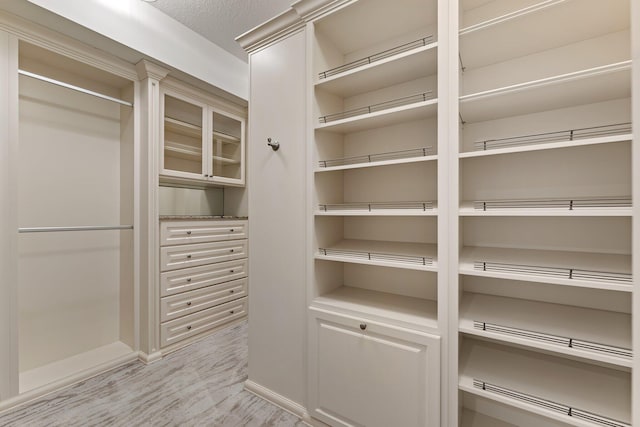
<box><xmin>135</xmin><ymin>59</ymin><xmax>170</xmax><ymax>82</ymax></box>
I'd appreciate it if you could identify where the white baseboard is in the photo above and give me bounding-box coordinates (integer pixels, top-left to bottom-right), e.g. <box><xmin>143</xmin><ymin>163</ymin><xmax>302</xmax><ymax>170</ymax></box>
<box><xmin>244</xmin><ymin>380</ymin><xmax>321</xmax><ymax>426</ymax></box>
<box><xmin>137</xmin><ymin>350</ymin><xmax>162</xmax><ymax>365</ymax></box>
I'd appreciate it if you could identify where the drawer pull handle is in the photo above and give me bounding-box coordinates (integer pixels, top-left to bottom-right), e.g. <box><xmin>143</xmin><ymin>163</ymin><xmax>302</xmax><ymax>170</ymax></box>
<box><xmin>230</xmin><ymin>270</ymin><xmax>234</xmax><ymax>273</ymax></box>
<box><xmin>186</xmin><ymin>231</ymin><xmax>192</xmax><ymax>235</ymax></box>
<box><xmin>359</xmin><ymin>323</ymin><xmax>367</xmax><ymax>331</ymax></box>
<box><xmin>230</xmin><ymin>310</ymin><xmax>235</xmax><ymax>314</ymax></box>
<box><xmin>230</xmin><ymin>249</ymin><xmax>234</xmax><ymax>253</ymax></box>
<box><xmin>230</xmin><ymin>229</ymin><xmax>234</xmax><ymax>232</ymax></box>
<box><xmin>187</xmin><ymin>325</ymin><xmax>192</xmax><ymax>330</ymax></box>
<box><xmin>186</xmin><ymin>278</ymin><xmax>192</xmax><ymax>283</ymax></box>
<box><xmin>230</xmin><ymin>290</ymin><xmax>235</xmax><ymax>293</ymax></box>
<box><xmin>186</xmin><ymin>302</ymin><xmax>192</xmax><ymax>306</ymax></box>
<box><xmin>187</xmin><ymin>254</ymin><xmax>192</xmax><ymax>259</ymax></box>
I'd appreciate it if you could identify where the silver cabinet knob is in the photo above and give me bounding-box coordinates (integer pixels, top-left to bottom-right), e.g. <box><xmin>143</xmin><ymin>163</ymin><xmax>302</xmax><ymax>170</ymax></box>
<box><xmin>186</xmin><ymin>302</ymin><xmax>192</xmax><ymax>306</ymax></box>
<box><xmin>360</xmin><ymin>323</ymin><xmax>367</xmax><ymax>330</ymax></box>
<box><xmin>186</xmin><ymin>254</ymin><xmax>192</xmax><ymax>259</ymax></box>
<box><xmin>186</xmin><ymin>278</ymin><xmax>192</xmax><ymax>283</ymax></box>
<box><xmin>186</xmin><ymin>231</ymin><xmax>192</xmax><ymax>235</ymax></box>
<box><xmin>267</xmin><ymin>137</ymin><xmax>280</xmax><ymax>151</ymax></box>
<box><xmin>187</xmin><ymin>325</ymin><xmax>192</xmax><ymax>330</ymax></box>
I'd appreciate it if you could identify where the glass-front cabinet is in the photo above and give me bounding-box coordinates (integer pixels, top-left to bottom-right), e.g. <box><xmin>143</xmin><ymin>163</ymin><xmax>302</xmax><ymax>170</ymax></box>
<box><xmin>161</xmin><ymin>89</ymin><xmax>245</xmax><ymax>186</ymax></box>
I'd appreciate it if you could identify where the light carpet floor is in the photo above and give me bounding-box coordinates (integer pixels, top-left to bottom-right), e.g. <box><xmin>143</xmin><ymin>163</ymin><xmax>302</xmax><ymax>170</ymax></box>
<box><xmin>0</xmin><ymin>320</ymin><xmax>305</xmax><ymax>427</ymax></box>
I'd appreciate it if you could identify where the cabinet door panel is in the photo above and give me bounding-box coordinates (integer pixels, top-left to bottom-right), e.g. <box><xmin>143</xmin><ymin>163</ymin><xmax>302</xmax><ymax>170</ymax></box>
<box><xmin>310</xmin><ymin>310</ymin><xmax>440</xmax><ymax>427</ymax></box>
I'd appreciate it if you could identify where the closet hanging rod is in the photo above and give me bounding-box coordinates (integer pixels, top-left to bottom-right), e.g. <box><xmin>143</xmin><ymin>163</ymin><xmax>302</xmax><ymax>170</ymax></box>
<box><xmin>19</xmin><ymin>225</ymin><xmax>134</xmax><ymax>233</ymax></box>
<box><xmin>18</xmin><ymin>70</ymin><xmax>133</xmax><ymax>107</ymax></box>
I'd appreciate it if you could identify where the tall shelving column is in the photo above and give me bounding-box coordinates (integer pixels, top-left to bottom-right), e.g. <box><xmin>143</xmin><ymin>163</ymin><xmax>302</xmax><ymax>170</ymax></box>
<box><xmin>456</xmin><ymin>1</ymin><xmax>633</xmax><ymax>426</ymax></box>
<box><xmin>307</xmin><ymin>0</ymin><xmax>442</xmax><ymax>425</ymax></box>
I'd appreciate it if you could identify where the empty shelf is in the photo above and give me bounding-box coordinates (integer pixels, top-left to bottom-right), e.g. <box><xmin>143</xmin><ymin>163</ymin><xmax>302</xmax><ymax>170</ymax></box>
<box><xmin>460</xmin><ymin>293</ymin><xmax>631</xmax><ymax>367</ymax></box>
<box><xmin>165</xmin><ymin>117</ymin><xmax>202</xmax><ymax>138</ymax></box>
<box><xmin>318</xmin><ymin>147</ymin><xmax>434</xmax><ymax>170</ymax></box>
<box><xmin>164</xmin><ymin>141</ymin><xmax>202</xmax><ymax>160</ymax></box>
<box><xmin>316</xmin><ymin>38</ymin><xmax>437</xmax><ymax>97</ymax></box>
<box><xmin>211</xmin><ymin>155</ymin><xmax>240</xmax><ymax>165</ymax></box>
<box><xmin>461</xmin><ymin>408</ymin><xmax>518</xmax><ymax>427</ymax></box>
<box><xmin>460</xmin><ymin>340</ymin><xmax>631</xmax><ymax>427</ymax></box>
<box><xmin>312</xmin><ymin>286</ymin><xmax>437</xmax><ymax>330</ymax></box>
<box><xmin>316</xmin><ymin>95</ymin><xmax>438</xmax><ymax>133</ymax></box>
<box><xmin>459</xmin><ymin>197</ymin><xmax>632</xmax><ymax>217</ymax></box>
<box><xmin>460</xmin><ymin>246</ymin><xmax>631</xmax><ymax>291</ymax></box>
<box><xmin>460</xmin><ymin>62</ymin><xmax>631</xmax><ymax>123</ymax></box>
<box><xmin>459</xmin><ymin>0</ymin><xmax>629</xmax><ymax>70</ymax></box>
<box><xmin>212</xmin><ymin>130</ymin><xmax>240</xmax><ymax>143</ymax></box>
<box><xmin>317</xmin><ymin>201</ymin><xmax>437</xmax><ymax>216</ymax></box>
<box><xmin>317</xmin><ymin>239</ymin><xmax>437</xmax><ymax>271</ymax></box>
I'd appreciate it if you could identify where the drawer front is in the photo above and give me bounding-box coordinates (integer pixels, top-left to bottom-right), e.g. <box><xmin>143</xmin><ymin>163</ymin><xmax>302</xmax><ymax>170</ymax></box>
<box><xmin>160</xmin><ymin>220</ymin><xmax>247</xmax><ymax>246</ymax></box>
<box><xmin>160</xmin><ymin>297</ymin><xmax>247</xmax><ymax>348</ymax></box>
<box><xmin>160</xmin><ymin>259</ymin><xmax>247</xmax><ymax>297</ymax></box>
<box><xmin>160</xmin><ymin>278</ymin><xmax>247</xmax><ymax>322</ymax></box>
<box><xmin>160</xmin><ymin>239</ymin><xmax>247</xmax><ymax>272</ymax></box>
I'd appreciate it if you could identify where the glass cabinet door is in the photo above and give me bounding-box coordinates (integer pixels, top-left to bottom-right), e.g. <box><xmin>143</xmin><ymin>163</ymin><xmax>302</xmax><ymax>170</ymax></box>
<box><xmin>210</xmin><ymin>110</ymin><xmax>243</xmax><ymax>182</ymax></box>
<box><xmin>163</xmin><ymin>94</ymin><xmax>205</xmax><ymax>178</ymax></box>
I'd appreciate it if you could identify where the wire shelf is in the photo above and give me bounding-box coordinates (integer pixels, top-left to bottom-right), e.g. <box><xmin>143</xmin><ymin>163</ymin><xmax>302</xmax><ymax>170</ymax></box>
<box><xmin>472</xmin><ymin>379</ymin><xmax>630</xmax><ymax>427</ymax></box>
<box><xmin>319</xmin><ymin>92</ymin><xmax>435</xmax><ymax>124</ymax></box>
<box><xmin>318</xmin><ymin>147</ymin><xmax>434</xmax><ymax>168</ymax></box>
<box><xmin>473</xmin><ymin>321</ymin><xmax>632</xmax><ymax>358</ymax></box>
<box><xmin>473</xmin><ymin>261</ymin><xmax>632</xmax><ymax>284</ymax></box>
<box><xmin>472</xmin><ymin>197</ymin><xmax>632</xmax><ymax>211</ymax></box>
<box><xmin>318</xmin><ymin>248</ymin><xmax>433</xmax><ymax>266</ymax></box>
<box><xmin>318</xmin><ymin>36</ymin><xmax>435</xmax><ymax>80</ymax></box>
<box><xmin>319</xmin><ymin>201</ymin><xmax>434</xmax><ymax>212</ymax></box>
<box><xmin>473</xmin><ymin>123</ymin><xmax>631</xmax><ymax>151</ymax></box>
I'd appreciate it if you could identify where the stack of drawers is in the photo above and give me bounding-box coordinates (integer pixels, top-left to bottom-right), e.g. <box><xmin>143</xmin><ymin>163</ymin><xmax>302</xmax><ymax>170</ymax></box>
<box><xmin>159</xmin><ymin>219</ymin><xmax>248</xmax><ymax>348</ymax></box>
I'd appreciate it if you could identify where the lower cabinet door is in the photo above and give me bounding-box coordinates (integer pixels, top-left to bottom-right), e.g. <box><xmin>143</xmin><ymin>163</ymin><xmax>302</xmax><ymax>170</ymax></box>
<box><xmin>309</xmin><ymin>309</ymin><xmax>440</xmax><ymax>427</ymax></box>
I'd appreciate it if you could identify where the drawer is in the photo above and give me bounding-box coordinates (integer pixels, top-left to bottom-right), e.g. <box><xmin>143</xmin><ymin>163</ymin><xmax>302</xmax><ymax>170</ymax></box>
<box><xmin>160</xmin><ymin>239</ymin><xmax>247</xmax><ymax>272</ymax></box>
<box><xmin>160</xmin><ymin>297</ymin><xmax>247</xmax><ymax>348</ymax></box>
<box><xmin>160</xmin><ymin>278</ymin><xmax>248</xmax><ymax>322</ymax></box>
<box><xmin>160</xmin><ymin>220</ymin><xmax>247</xmax><ymax>246</ymax></box>
<box><xmin>160</xmin><ymin>259</ymin><xmax>247</xmax><ymax>297</ymax></box>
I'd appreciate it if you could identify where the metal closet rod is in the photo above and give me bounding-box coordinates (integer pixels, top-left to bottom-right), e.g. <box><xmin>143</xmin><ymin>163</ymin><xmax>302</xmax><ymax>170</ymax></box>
<box><xmin>18</xmin><ymin>69</ymin><xmax>133</xmax><ymax>107</ymax></box>
<box><xmin>19</xmin><ymin>225</ymin><xmax>134</xmax><ymax>233</ymax></box>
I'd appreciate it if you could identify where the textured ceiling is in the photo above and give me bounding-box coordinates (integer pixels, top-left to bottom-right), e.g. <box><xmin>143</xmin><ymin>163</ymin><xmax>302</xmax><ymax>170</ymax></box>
<box><xmin>150</xmin><ymin>0</ymin><xmax>291</xmax><ymax>61</ymax></box>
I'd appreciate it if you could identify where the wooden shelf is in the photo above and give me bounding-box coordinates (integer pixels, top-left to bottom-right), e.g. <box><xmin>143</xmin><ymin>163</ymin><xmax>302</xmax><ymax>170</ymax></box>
<box><xmin>316</xmin><ymin>41</ymin><xmax>437</xmax><ymax>97</ymax></box>
<box><xmin>312</xmin><ymin>286</ymin><xmax>437</xmax><ymax>331</ymax></box>
<box><xmin>460</xmin><ymin>246</ymin><xmax>631</xmax><ymax>291</ymax></box>
<box><xmin>459</xmin><ymin>197</ymin><xmax>632</xmax><ymax>217</ymax></box>
<box><xmin>459</xmin><ymin>0</ymin><xmax>629</xmax><ymax>70</ymax></box>
<box><xmin>460</xmin><ymin>133</ymin><xmax>631</xmax><ymax>159</ymax></box>
<box><xmin>316</xmin><ymin>153</ymin><xmax>437</xmax><ymax>173</ymax></box>
<box><xmin>165</xmin><ymin>117</ymin><xmax>202</xmax><ymax>138</ymax></box>
<box><xmin>460</xmin><ymin>62</ymin><xmax>631</xmax><ymax>123</ymax></box>
<box><xmin>211</xmin><ymin>155</ymin><xmax>240</xmax><ymax>165</ymax></box>
<box><xmin>213</xmin><ymin>130</ymin><xmax>240</xmax><ymax>144</ymax></box>
<box><xmin>461</xmin><ymin>408</ymin><xmax>518</xmax><ymax>427</ymax></box>
<box><xmin>164</xmin><ymin>141</ymin><xmax>202</xmax><ymax>160</ymax></box>
<box><xmin>316</xmin><ymin>98</ymin><xmax>437</xmax><ymax>133</ymax></box>
<box><xmin>460</xmin><ymin>293</ymin><xmax>631</xmax><ymax>367</ymax></box>
<box><xmin>460</xmin><ymin>339</ymin><xmax>631</xmax><ymax>427</ymax></box>
<box><xmin>19</xmin><ymin>341</ymin><xmax>136</xmax><ymax>393</ymax></box>
<box><xmin>316</xmin><ymin>201</ymin><xmax>437</xmax><ymax>216</ymax></box>
<box><xmin>317</xmin><ymin>239</ymin><xmax>437</xmax><ymax>271</ymax></box>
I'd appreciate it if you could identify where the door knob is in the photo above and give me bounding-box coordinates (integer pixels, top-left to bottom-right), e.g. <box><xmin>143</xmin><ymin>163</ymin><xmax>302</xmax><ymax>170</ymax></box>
<box><xmin>267</xmin><ymin>137</ymin><xmax>280</xmax><ymax>151</ymax></box>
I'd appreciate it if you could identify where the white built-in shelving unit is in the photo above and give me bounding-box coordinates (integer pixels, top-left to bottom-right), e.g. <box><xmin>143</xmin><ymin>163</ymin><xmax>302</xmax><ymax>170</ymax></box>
<box><xmin>457</xmin><ymin>0</ymin><xmax>633</xmax><ymax>425</ymax></box>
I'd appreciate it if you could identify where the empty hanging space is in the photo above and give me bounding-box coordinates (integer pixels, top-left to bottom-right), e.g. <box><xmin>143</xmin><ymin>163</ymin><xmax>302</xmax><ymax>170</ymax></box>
<box><xmin>17</xmin><ymin>41</ymin><xmax>136</xmax><ymax>393</ymax></box>
<box><xmin>459</xmin><ymin>338</ymin><xmax>631</xmax><ymax>427</ymax></box>
<box><xmin>313</xmin><ymin>0</ymin><xmax>437</xmax><ymax>134</ymax></box>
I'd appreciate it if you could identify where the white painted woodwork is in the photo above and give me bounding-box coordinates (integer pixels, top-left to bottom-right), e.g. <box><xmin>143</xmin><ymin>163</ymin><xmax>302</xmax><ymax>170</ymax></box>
<box><xmin>308</xmin><ymin>309</ymin><xmax>440</xmax><ymax>427</ymax></box>
<box><xmin>160</xmin><ymin>259</ymin><xmax>248</xmax><ymax>297</ymax></box>
<box><xmin>160</xmin><ymin>87</ymin><xmax>246</xmax><ymax>186</ymax></box>
<box><xmin>160</xmin><ymin>220</ymin><xmax>247</xmax><ymax>246</ymax></box>
<box><xmin>160</xmin><ymin>297</ymin><xmax>247</xmax><ymax>347</ymax></box>
<box><xmin>160</xmin><ymin>239</ymin><xmax>248</xmax><ymax>272</ymax></box>
<box><xmin>246</xmin><ymin>30</ymin><xmax>307</xmax><ymax>407</ymax></box>
<box><xmin>160</xmin><ymin>278</ymin><xmax>247</xmax><ymax>322</ymax></box>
